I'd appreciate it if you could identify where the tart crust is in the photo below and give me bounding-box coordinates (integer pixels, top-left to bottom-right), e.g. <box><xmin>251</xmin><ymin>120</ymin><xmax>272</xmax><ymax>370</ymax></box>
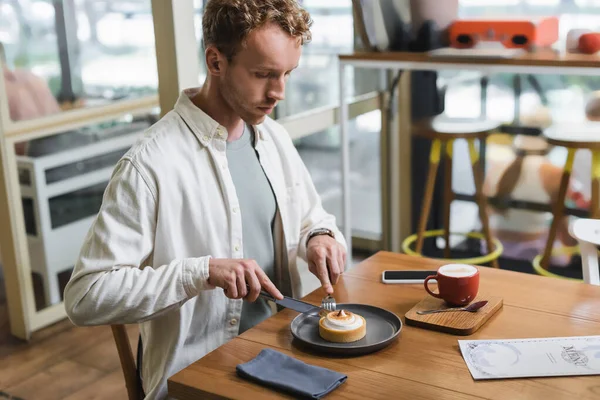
<box><xmin>318</xmin><ymin>311</ymin><xmax>366</xmax><ymax>343</ymax></box>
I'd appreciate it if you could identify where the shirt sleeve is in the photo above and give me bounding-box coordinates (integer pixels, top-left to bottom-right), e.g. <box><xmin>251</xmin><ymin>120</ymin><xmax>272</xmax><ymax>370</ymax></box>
<box><xmin>63</xmin><ymin>159</ymin><xmax>214</xmax><ymax>326</ymax></box>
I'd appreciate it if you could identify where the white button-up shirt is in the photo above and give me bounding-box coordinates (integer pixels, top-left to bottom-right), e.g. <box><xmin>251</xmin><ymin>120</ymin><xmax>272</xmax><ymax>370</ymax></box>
<box><xmin>64</xmin><ymin>88</ymin><xmax>346</xmax><ymax>399</ymax></box>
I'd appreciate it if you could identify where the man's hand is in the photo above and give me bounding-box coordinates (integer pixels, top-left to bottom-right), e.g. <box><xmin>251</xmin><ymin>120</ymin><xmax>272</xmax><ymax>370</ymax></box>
<box><xmin>307</xmin><ymin>235</ymin><xmax>346</xmax><ymax>294</ymax></box>
<box><xmin>207</xmin><ymin>259</ymin><xmax>283</xmax><ymax>302</ymax></box>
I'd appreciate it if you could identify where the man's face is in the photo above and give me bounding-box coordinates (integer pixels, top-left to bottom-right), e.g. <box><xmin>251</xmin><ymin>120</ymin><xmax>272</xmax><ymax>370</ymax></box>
<box><xmin>218</xmin><ymin>23</ymin><xmax>302</xmax><ymax>125</ymax></box>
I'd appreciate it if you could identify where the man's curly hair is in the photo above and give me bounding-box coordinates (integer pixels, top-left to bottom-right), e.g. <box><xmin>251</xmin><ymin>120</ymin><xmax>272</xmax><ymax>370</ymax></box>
<box><xmin>203</xmin><ymin>0</ymin><xmax>313</xmax><ymax>61</ymax></box>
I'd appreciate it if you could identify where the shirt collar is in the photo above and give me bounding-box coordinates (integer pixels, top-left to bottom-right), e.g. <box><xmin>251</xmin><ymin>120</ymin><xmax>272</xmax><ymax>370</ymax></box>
<box><xmin>174</xmin><ymin>88</ymin><xmax>267</xmax><ymax>147</ymax></box>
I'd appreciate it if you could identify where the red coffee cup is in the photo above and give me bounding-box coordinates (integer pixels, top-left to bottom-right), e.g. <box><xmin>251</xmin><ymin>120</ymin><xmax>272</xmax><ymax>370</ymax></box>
<box><xmin>424</xmin><ymin>264</ymin><xmax>479</xmax><ymax>306</ymax></box>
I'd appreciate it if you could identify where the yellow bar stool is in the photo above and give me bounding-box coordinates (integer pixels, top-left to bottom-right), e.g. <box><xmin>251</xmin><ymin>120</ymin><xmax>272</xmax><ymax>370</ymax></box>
<box><xmin>402</xmin><ymin>116</ymin><xmax>503</xmax><ymax>268</ymax></box>
<box><xmin>535</xmin><ymin>121</ymin><xmax>600</xmax><ymax>276</ymax></box>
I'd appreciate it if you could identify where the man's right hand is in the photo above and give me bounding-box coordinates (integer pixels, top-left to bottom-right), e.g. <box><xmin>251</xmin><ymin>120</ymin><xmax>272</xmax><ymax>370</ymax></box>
<box><xmin>207</xmin><ymin>259</ymin><xmax>283</xmax><ymax>302</ymax></box>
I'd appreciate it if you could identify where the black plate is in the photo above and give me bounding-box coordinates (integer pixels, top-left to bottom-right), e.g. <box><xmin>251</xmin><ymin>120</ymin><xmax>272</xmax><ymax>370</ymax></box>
<box><xmin>290</xmin><ymin>303</ymin><xmax>402</xmax><ymax>356</ymax></box>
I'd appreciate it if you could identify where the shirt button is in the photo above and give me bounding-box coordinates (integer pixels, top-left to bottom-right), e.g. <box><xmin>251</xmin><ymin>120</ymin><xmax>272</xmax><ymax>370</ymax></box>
<box><xmin>230</xmin><ymin>319</ymin><xmax>238</xmax><ymax>326</ymax></box>
<box><xmin>233</xmin><ymin>206</ymin><xmax>239</xmax><ymax>214</ymax></box>
<box><xmin>203</xmin><ymin>135</ymin><xmax>210</xmax><ymax>141</ymax></box>
<box><xmin>234</xmin><ymin>245</ymin><xmax>240</xmax><ymax>252</ymax></box>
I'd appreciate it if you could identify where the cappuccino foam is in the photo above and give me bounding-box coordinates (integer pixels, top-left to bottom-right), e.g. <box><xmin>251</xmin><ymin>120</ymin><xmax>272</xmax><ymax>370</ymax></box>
<box><xmin>439</xmin><ymin>264</ymin><xmax>477</xmax><ymax>278</ymax></box>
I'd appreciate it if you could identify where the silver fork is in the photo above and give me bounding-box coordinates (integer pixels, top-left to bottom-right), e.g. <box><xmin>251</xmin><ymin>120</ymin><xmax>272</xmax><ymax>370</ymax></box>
<box><xmin>321</xmin><ymin>294</ymin><xmax>336</xmax><ymax>312</ymax></box>
<box><xmin>321</xmin><ymin>267</ymin><xmax>338</xmax><ymax>312</ymax></box>
<box><xmin>321</xmin><ymin>268</ymin><xmax>338</xmax><ymax>312</ymax></box>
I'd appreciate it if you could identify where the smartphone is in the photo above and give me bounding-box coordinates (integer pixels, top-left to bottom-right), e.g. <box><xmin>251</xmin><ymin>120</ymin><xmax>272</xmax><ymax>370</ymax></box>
<box><xmin>381</xmin><ymin>270</ymin><xmax>438</xmax><ymax>284</ymax></box>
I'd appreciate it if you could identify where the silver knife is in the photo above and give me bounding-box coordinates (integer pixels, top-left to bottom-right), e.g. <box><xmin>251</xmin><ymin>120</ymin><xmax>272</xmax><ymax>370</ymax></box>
<box><xmin>248</xmin><ymin>286</ymin><xmax>324</xmax><ymax>315</ymax></box>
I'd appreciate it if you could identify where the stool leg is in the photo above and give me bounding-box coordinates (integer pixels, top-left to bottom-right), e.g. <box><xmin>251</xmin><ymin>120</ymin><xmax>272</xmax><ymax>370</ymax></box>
<box><xmin>416</xmin><ymin>139</ymin><xmax>442</xmax><ymax>255</ymax></box>
<box><xmin>443</xmin><ymin>140</ymin><xmax>455</xmax><ymax>258</ymax></box>
<box><xmin>541</xmin><ymin>148</ymin><xmax>575</xmax><ymax>270</ymax></box>
<box><xmin>468</xmin><ymin>139</ymin><xmax>498</xmax><ymax>269</ymax></box>
<box><xmin>591</xmin><ymin>151</ymin><xmax>600</xmax><ymax>219</ymax></box>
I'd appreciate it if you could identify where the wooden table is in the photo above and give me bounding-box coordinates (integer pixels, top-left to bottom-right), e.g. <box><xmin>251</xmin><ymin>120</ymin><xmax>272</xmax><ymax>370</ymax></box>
<box><xmin>168</xmin><ymin>252</ymin><xmax>600</xmax><ymax>400</ymax></box>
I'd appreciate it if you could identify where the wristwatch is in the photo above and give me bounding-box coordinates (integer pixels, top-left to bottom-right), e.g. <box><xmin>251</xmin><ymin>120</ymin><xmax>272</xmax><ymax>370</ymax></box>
<box><xmin>307</xmin><ymin>228</ymin><xmax>335</xmax><ymax>246</ymax></box>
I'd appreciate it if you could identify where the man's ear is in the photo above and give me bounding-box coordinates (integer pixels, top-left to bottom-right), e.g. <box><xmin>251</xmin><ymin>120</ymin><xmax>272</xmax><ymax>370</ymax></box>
<box><xmin>205</xmin><ymin>46</ymin><xmax>224</xmax><ymax>76</ymax></box>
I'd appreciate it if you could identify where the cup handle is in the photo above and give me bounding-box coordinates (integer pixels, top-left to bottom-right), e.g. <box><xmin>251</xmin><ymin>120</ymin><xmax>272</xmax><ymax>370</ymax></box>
<box><xmin>424</xmin><ymin>275</ymin><xmax>441</xmax><ymax>298</ymax></box>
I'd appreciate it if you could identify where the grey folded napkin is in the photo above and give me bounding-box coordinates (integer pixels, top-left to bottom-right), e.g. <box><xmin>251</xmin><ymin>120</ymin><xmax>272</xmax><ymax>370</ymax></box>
<box><xmin>236</xmin><ymin>348</ymin><xmax>347</xmax><ymax>399</ymax></box>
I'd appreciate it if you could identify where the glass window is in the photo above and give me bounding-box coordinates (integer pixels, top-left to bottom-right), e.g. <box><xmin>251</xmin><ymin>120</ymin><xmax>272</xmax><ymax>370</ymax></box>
<box><xmin>75</xmin><ymin>0</ymin><xmax>158</xmax><ymax>102</ymax></box>
<box><xmin>0</xmin><ymin>0</ymin><xmax>61</xmax><ymax>121</ymax></box>
<box><xmin>446</xmin><ymin>0</ymin><xmax>600</xmax><ymax>124</ymax></box>
<box><xmin>277</xmin><ymin>1</ymin><xmax>353</xmax><ymax>117</ymax></box>
<box><xmin>295</xmin><ymin>111</ymin><xmax>383</xmax><ymax>240</ymax></box>
<box><xmin>15</xmin><ymin>113</ymin><xmax>155</xmax><ymax>310</ymax></box>
<box><xmin>0</xmin><ymin>0</ymin><xmax>158</xmax><ymax>123</ymax></box>
<box><xmin>278</xmin><ymin>0</ymin><xmax>381</xmax><ymax>118</ymax></box>
<box><xmin>194</xmin><ymin>0</ymin><xmax>207</xmax><ymax>82</ymax></box>
<box><xmin>459</xmin><ymin>0</ymin><xmax>600</xmax><ymax>46</ymax></box>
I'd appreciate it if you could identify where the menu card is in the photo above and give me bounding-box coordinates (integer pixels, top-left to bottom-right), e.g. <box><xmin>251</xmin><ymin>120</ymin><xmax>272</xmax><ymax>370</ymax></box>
<box><xmin>458</xmin><ymin>336</ymin><xmax>600</xmax><ymax>380</ymax></box>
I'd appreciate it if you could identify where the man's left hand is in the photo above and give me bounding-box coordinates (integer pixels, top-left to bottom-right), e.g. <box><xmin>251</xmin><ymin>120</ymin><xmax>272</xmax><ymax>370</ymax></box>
<box><xmin>306</xmin><ymin>235</ymin><xmax>346</xmax><ymax>294</ymax></box>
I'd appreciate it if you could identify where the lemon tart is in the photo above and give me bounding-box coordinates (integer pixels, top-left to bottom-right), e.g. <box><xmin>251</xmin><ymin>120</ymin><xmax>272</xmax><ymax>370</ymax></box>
<box><xmin>318</xmin><ymin>309</ymin><xmax>366</xmax><ymax>343</ymax></box>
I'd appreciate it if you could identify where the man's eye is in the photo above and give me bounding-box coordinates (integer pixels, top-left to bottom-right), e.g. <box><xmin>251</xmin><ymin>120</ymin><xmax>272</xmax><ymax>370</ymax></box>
<box><xmin>255</xmin><ymin>72</ymin><xmax>269</xmax><ymax>79</ymax></box>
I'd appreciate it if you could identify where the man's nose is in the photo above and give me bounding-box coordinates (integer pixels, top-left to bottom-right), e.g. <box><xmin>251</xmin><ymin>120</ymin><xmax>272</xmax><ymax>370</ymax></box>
<box><xmin>267</xmin><ymin>76</ymin><xmax>286</xmax><ymax>101</ymax></box>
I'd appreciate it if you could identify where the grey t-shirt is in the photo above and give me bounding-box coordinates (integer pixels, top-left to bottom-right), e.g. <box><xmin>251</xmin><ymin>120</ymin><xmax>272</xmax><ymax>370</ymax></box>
<box><xmin>226</xmin><ymin>124</ymin><xmax>277</xmax><ymax>334</ymax></box>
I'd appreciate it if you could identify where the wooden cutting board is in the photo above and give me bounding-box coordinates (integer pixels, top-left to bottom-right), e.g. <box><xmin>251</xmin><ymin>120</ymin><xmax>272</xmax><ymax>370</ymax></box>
<box><xmin>404</xmin><ymin>295</ymin><xmax>503</xmax><ymax>336</ymax></box>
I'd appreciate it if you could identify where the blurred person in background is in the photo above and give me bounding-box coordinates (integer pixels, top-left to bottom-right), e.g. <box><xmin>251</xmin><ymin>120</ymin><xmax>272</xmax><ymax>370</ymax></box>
<box><xmin>0</xmin><ymin>42</ymin><xmax>61</xmax><ymax>154</ymax></box>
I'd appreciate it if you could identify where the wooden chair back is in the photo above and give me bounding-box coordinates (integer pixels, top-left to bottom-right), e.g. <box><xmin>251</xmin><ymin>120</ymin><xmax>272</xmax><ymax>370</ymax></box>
<box><xmin>111</xmin><ymin>325</ymin><xmax>144</xmax><ymax>400</ymax></box>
